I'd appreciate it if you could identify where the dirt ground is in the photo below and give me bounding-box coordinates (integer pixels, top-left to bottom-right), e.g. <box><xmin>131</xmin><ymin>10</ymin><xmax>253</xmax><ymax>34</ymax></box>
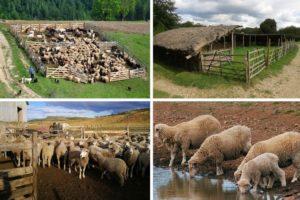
<box><xmin>89</xmin><ymin>21</ymin><xmax>150</xmax><ymax>35</ymax></box>
<box><xmin>0</xmin><ymin>31</ymin><xmax>40</xmax><ymax>98</ymax></box>
<box><xmin>153</xmin><ymin>102</ymin><xmax>300</xmax><ymax>198</ymax></box>
<box><xmin>154</xmin><ymin>45</ymin><xmax>300</xmax><ymax>98</ymax></box>
<box><xmin>0</xmin><ymin>156</ymin><xmax>149</xmax><ymax>200</ymax></box>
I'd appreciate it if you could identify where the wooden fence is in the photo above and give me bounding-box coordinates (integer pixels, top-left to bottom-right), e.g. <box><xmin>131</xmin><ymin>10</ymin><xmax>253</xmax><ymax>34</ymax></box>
<box><xmin>199</xmin><ymin>39</ymin><xmax>296</xmax><ymax>83</ymax></box>
<box><xmin>8</xmin><ymin>22</ymin><xmax>146</xmax><ymax>83</ymax></box>
<box><xmin>0</xmin><ymin>133</ymin><xmax>38</xmax><ymax>200</ymax></box>
<box><xmin>245</xmin><ymin>40</ymin><xmax>296</xmax><ymax>84</ymax></box>
<box><xmin>200</xmin><ymin>49</ymin><xmax>246</xmax><ymax>81</ymax></box>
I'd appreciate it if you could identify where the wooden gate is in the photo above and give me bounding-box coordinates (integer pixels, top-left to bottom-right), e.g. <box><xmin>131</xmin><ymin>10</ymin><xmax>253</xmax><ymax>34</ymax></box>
<box><xmin>0</xmin><ymin>133</ymin><xmax>38</xmax><ymax>200</ymax></box>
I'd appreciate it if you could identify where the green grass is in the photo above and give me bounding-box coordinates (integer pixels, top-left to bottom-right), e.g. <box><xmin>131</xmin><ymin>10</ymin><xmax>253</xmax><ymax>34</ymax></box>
<box><xmin>154</xmin><ymin>45</ymin><xmax>298</xmax><ymax>92</ymax></box>
<box><xmin>0</xmin><ymin>83</ymin><xmax>12</xmax><ymax>98</ymax></box>
<box><xmin>0</xmin><ymin>24</ymin><xmax>150</xmax><ymax>98</ymax></box>
<box><xmin>154</xmin><ymin>89</ymin><xmax>183</xmax><ymax>98</ymax></box>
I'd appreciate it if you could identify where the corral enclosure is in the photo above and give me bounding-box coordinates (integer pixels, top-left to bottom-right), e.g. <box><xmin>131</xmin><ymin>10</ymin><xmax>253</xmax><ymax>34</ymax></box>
<box><xmin>7</xmin><ymin>21</ymin><xmax>146</xmax><ymax>83</ymax></box>
<box><xmin>154</xmin><ymin>26</ymin><xmax>297</xmax><ymax>84</ymax></box>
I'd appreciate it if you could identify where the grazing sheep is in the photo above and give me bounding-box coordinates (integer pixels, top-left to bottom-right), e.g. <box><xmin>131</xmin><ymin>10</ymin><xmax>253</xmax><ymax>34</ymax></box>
<box><xmin>123</xmin><ymin>143</ymin><xmax>140</xmax><ymax>178</ymax></box>
<box><xmin>155</xmin><ymin>115</ymin><xmax>221</xmax><ymax>167</ymax></box>
<box><xmin>234</xmin><ymin>132</ymin><xmax>300</xmax><ymax>183</ymax></box>
<box><xmin>237</xmin><ymin>153</ymin><xmax>286</xmax><ymax>193</ymax></box>
<box><xmin>188</xmin><ymin>125</ymin><xmax>251</xmax><ymax>177</ymax></box>
<box><xmin>42</xmin><ymin>142</ymin><xmax>55</xmax><ymax>168</ymax></box>
<box><xmin>55</xmin><ymin>141</ymin><xmax>67</xmax><ymax>169</ymax></box>
<box><xmin>94</xmin><ymin>151</ymin><xmax>128</xmax><ymax>186</ymax></box>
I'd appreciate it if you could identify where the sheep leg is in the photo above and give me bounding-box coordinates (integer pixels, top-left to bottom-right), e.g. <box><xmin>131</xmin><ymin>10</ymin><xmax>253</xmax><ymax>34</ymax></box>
<box><xmin>273</xmin><ymin>166</ymin><xmax>286</xmax><ymax>187</ymax></box>
<box><xmin>252</xmin><ymin>173</ymin><xmax>261</xmax><ymax>192</ymax></box>
<box><xmin>259</xmin><ymin>177</ymin><xmax>268</xmax><ymax>189</ymax></box>
<box><xmin>42</xmin><ymin>155</ymin><xmax>46</xmax><ymax>168</ymax></box>
<box><xmin>215</xmin><ymin>153</ymin><xmax>224</xmax><ymax>176</ymax></box>
<box><xmin>181</xmin><ymin>151</ymin><xmax>187</xmax><ymax>166</ymax></box>
<box><xmin>291</xmin><ymin>152</ymin><xmax>300</xmax><ymax>183</ymax></box>
<box><xmin>130</xmin><ymin>165</ymin><xmax>135</xmax><ymax>178</ymax></box>
<box><xmin>57</xmin><ymin>155</ymin><xmax>60</xmax><ymax>169</ymax></box>
<box><xmin>142</xmin><ymin>167</ymin><xmax>146</xmax><ymax>178</ymax></box>
<box><xmin>82</xmin><ymin>166</ymin><xmax>86</xmax><ymax>178</ymax></box>
<box><xmin>79</xmin><ymin>166</ymin><xmax>82</xmax><ymax>179</ymax></box>
<box><xmin>48</xmin><ymin>156</ymin><xmax>51</xmax><ymax>168</ymax></box>
<box><xmin>17</xmin><ymin>155</ymin><xmax>21</xmax><ymax>167</ymax></box>
<box><xmin>169</xmin><ymin>145</ymin><xmax>178</xmax><ymax>168</ymax></box>
<box><xmin>118</xmin><ymin>174</ymin><xmax>125</xmax><ymax>187</ymax></box>
<box><xmin>4</xmin><ymin>151</ymin><xmax>7</xmax><ymax>158</ymax></box>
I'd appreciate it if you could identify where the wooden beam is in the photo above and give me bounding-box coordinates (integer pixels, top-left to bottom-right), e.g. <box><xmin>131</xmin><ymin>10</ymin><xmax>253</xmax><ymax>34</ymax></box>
<box><xmin>0</xmin><ymin>167</ymin><xmax>33</xmax><ymax>178</ymax></box>
<box><xmin>32</xmin><ymin>132</ymin><xmax>37</xmax><ymax>200</ymax></box>
<box><xmin>0</xmin><ymin>176</ymin><xmax>33</xmax><ymax>191</ymax></box>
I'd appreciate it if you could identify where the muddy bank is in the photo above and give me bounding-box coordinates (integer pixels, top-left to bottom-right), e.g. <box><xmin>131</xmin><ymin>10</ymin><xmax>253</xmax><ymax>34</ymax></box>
<box><xmin>153</xmin><ymin>102</ymin><xmax>300</xmax><ymax>199</ymax></box>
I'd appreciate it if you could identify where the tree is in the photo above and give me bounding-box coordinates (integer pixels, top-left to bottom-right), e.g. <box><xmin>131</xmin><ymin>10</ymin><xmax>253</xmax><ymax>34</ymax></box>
<box><xmin>154</xmin><ymin>0</ymin><xmax>180</xmax><ymax>34</ymax></box>
<box><xmin>119</xmin><ymin>0</ymin><xmax>136</xmax><ymax>21</ymax></box>
<box><xmin>260</xmin><ymin>19</ymin><xmax>277</xmax><ymax>34</ymax></box>
<box><xmin>92</xmin><ymin>0</ymin><xmax>121</xmax><ymax>20</ymax></box>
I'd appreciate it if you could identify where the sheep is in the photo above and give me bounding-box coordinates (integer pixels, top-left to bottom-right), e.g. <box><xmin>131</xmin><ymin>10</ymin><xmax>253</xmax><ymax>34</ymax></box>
<box><xmin>237</xmin><ymin>153</ymin><xmax>286</xmax><ymax>193</ymax></box>
<box><xmin>42</xmin><ymin>142</ymin><xmax>55</xmax><ymax>168</ymax></box>
<box><xmin>234</xmin><ymin>132</ymin><xmax>300</xmax><ymax>183</ymax></box>
<box><xmin>123</xmin><ymin>143</ymin><xmax>140</xmax><ymax>178</ymax></box>
<box><xmin>155</xmin><ymin>115</ymin><xmax>221</xmax><ymax>167</ymax></box>
<box><xmin>68</xmin><ymin>148</ymin><xmax>90</xmax><ymax>179</ymax></box>
<box><xmin>55</xmin><ymin>141</ymin><xmax>67</xmax><ymax>169</ymax></box>
<box><xmin>93</xmin><ymin>151</ymin><xmax>128</xmax><ymax>186</ymax></box>
<box><xmin>188</xmin><ymin>125</ymin><xmax>251</xmax><ymax>177</ymax></box>
<box><xmin>138</xmin><ymin>149</ymin><xmax>150</xmax><ymax>177</ymax></box>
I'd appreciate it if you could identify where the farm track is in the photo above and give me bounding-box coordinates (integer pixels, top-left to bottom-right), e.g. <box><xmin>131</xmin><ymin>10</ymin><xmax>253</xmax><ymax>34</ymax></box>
<box><xmin>155</xmin><ymin>45</ymin><xmax>300</xmax><ymax>98</ymax></box>
<box><xmin>0</xmin><ymin>31</ymin><xmax>40</xmax><ymax>98</ymax></box>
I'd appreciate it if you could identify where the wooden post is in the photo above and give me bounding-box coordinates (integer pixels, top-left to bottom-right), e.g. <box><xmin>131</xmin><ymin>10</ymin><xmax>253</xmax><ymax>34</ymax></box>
<box><xmin>266</xmin><ymin>39</ymin><xmax>271</xmax><ymax>67</ymax></box>
<box><xmin>210</xmin><ymin>43</ymin><xmax>213</xmax><ymax>51</ymax></box>
<box><xmin>32</xmin><ymin>132</ymin><xmax>38</xmax><ymax>200</ymax></box>
<box><xmin>231</xmin><ymin>31</ymin><xmax>234</xmax><ymax>55</ymax></box>
<box><xmin>108</xmin><ymin>71</ymin><xmax>111</xmax><ymax>82</ymax></box>
<box><xmin>254</xmin><ymin>35</ymin><xmax>257</xmax><ymax>45</ymax></box>
<box><xmin>223</xmin><ymin>36</ymin><xmax>226</xmax><ymax>49</ymax></box>
<box><xmin>198</xmin><ymin>53</ymin><xmax>203</xmax><ymax>72</ymax></box>
<box><xmin>266</xmin><ymin>36</ymin><xmax>269</xmax><ymax>46</ymax></box>
<box><xmin>242</xmin><ymin>34</ymin><xmax>245</xmax><ymax>47</ymax></box>
<box><xmin>249</xmin><ymin>35</ymin><xmax>251</xmax><ymax>46</ymax></box>
<box><xmin>245</xmin><ymin>51</ymin><xmax>250</xmax><ymax>85</ymax></box>
<box><xmin>278</xmin><ymin>39</ymin><xmax>280</xmax><ymax>47</ymax></box>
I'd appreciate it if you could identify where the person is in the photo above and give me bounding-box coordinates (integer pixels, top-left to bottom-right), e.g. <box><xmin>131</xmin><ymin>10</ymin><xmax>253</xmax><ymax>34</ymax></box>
<box><xmin>29</xmin><ymin>66</ymin><xmax>35</xmax><ymax>80</ymax></box>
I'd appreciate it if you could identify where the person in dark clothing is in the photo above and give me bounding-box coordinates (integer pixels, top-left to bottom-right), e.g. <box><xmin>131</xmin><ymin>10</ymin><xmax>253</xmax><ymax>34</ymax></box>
<box><xmin>29</xmin><ymin>66</ymin><xmax>35</xmax><ymax>80</ymax></box>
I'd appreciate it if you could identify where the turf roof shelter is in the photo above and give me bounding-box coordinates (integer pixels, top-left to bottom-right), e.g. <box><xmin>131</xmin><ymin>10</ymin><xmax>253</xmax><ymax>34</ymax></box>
<box><xmin>154</xmin><ymin>25</ymin><xmax>240</xmax><ymax>71</ymax></box>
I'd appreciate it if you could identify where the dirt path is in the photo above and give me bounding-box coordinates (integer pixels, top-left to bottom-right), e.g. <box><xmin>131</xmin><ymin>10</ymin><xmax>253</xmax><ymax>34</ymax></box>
<box><xmin>155</xmin><ymin>46</ymin><xmax>300</xmax><ymax>98</ymax></box>
<box><xmin>0</xmin><ymin>31</ymin><xmax>40</xmax><ymax>98</ymax></box>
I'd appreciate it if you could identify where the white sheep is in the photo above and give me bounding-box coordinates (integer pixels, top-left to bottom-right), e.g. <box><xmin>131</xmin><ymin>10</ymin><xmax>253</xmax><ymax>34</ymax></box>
<box><xmin>55</xmin><ymin>141</ymin><xmax>67</xmax><ymax>169</ymax></box>
<box><xmin>234</xmin><ymin>131</ymin><xmax>300</xmax><ymax>183</ymax></box>
<box><xmin>188</xmin><ymin>125</ymin><xmax>252</xmax><ymax>176</ymax></box>
<box><xmin>42</xmin><ymin>142</ymin><xmax>55</xmax><ymax>168</ymax></box>
<box><xmin>237</xmin><ymin>153</ymin><xmax>286</xmax><ymax>193</ymax></box>
<box><xmin>155</xmin><ymin>115</ymin><xmax>221</xmax><ymax>167</ymax></box>
<box><xmin>123</xmin><ymin>143</ymin><xmax>140</xmax><ymax>178</ymax></box>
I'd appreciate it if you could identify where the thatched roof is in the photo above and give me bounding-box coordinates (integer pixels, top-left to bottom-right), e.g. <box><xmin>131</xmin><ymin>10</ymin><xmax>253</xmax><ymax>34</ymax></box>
<box><xmin>154</xmin><ymin>25</ymin><xmax>239</xmax><ymax>55</ymax></box>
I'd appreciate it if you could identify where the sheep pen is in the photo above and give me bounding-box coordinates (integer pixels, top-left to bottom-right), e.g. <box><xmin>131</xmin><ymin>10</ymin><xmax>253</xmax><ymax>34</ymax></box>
<box><xmin>0</xmin><ymin>125</ymin><xmax>150</xmax><ymax>200</ymax></box>
<box><xmin>7</xmin><ymin>22</ymin><xmax>146</xmax><ymax>84</ymax></box>
<box><xmin>153</xmin><ymin>102</ymin><xmax>300</xmax><ymax>199</ymax></box>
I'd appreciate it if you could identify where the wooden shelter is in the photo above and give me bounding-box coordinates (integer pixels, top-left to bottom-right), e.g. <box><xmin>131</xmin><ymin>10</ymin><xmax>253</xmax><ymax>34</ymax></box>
<box><xmin>0</xmin><ymin>102</ymin><xmax>28</xmax><ymax>123</ymax></box>
<box><xmin>154</xmin><ymin>25</ymin><xmax>240</xmax><ymax>71</ymax></box>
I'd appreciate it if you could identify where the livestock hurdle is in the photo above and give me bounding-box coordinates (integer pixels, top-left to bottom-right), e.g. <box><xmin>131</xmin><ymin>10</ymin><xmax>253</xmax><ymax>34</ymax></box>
<box><xmin>0</xmin><ymin>132</ymin><xmax>38</xmax><ymax>200</ymax></box>
<box><xmin>245</xmin><ymin>40</ymin><xmax>296</xmax><ymax>84</ymax></box>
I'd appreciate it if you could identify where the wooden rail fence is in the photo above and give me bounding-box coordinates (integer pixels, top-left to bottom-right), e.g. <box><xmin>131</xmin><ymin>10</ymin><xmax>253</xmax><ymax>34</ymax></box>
<box><xmin>0</xmin><ymin>133</ymin><xmax>38</xmax><ymax>200</ymax></box>
<box><xmin>199</xmin><ymin>39</ymin><xmax>296</xmax><ymax>83</ymax></box>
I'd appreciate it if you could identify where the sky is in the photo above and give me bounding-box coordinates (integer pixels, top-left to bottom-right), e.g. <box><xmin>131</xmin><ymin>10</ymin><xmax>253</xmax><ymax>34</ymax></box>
<box><xmin>27</xmin><ymin>102</ymin><xmax>150</xmax><ymax>120</ymax></box>
<box><xmin>174</xmin><ymin>0</ymin><xmax>300</xmax><ymax>28</ymax></box>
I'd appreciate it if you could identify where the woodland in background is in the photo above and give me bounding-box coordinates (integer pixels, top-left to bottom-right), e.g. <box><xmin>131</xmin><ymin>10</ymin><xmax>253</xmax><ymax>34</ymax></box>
<box><xmin>0</xmin><ymin>0</ymin><xmax>150</xmax><ymax>21</ymax></box>
<box><xmin>154</xmin><ymin>0</ymin><xmax>300</xmax><ymax>40</ymax></box>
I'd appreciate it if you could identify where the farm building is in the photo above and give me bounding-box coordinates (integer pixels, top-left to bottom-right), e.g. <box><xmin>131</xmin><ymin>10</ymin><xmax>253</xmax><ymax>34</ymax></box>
<box><xmin>0</xmin><ymin>102</ymin><xmax>28</xmax><ymax>123</ymax></box>
<box><xmin>154</xmin><ymin>25</ymin><xmax>240</xmax><ymax>71</ymax></box>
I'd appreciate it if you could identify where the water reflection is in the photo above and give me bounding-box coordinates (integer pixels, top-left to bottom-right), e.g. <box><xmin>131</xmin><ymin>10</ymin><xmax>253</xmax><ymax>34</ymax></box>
<box><xmin>153</xmin><ymin>167</ymin><xmax>280</xmax><ymax>200</ymax></box>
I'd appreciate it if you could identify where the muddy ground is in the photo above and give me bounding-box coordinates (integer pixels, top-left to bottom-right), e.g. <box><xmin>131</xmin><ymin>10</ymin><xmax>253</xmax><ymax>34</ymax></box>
<box><xmin>0</xmin><ymin>156</ymin><xmax>149</xmax><ymax>200</ymax></box>
<box><xmin>153</xmin><ymin>102</ymin><xmax>300</xmax><ymax>198</ymax></box>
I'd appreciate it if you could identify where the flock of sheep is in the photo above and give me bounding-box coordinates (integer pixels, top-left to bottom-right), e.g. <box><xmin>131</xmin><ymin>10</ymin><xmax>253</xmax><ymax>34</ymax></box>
<box><xmin>0</xmin><ymin>131</ymin><xmax>150</xmax><ymax>186</ymax></box>
<box><xmin>155</xmin><ymin>115</ymin><xmax>300</xmax><ymax>194</ymax></box>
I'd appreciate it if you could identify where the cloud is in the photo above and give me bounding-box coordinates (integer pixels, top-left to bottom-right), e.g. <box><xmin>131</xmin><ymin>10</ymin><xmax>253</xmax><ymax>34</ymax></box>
<box><xmin>28</xmin><ymin>102</ymin><xmax>149</xmax><ymax>120</ymax></box>
<box><xmin>174</xmin><ymin>0</ymin><xmax>300</xmax><ymax>28</ymax></box>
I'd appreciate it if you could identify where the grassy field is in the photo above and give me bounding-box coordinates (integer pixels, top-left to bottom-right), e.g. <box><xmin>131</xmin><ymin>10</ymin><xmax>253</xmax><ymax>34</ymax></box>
<box><xmin>154</xmin><ymin>45</ymin><xmax>299</xmax><ymax>97</ymax></box>
<box><xmin>0</xmin><ymin>23</ymin><xmax>150</xmax><ymax>98</ymax></box>
<box><xmin>0</xmin><ymin>83</ymin><xmax>12</xmax><ymax>98</ymax></box>
<box><xmin>28</xmin><ymin>109</ymin><xmax>150</xmax><ymax>130</ymax></box>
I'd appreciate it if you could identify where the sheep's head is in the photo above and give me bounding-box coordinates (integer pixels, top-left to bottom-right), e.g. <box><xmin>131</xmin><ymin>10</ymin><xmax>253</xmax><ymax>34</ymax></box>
<box><xmin>154</xmin><ymin>124</ymin><xmax>168</xmax><ymax>139</ymax></box>
<box><xmin>188</xmin><ymin>160</ymin><xmax>199</xmax><ymax>178</ymax></box>
<box><xmin>234</xmin><ymin>169</ymin><xmax>242</xmax><ymax>182</ymax></box>
<box><xmin>237</xmin><ymin>178</ymin><xmax>251</xmax><ymax>194</ymax></box>
<box><xmin>80</xmin><ymin>149</ymin><xmax>89</xmax><ymax>158</ymax></box>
